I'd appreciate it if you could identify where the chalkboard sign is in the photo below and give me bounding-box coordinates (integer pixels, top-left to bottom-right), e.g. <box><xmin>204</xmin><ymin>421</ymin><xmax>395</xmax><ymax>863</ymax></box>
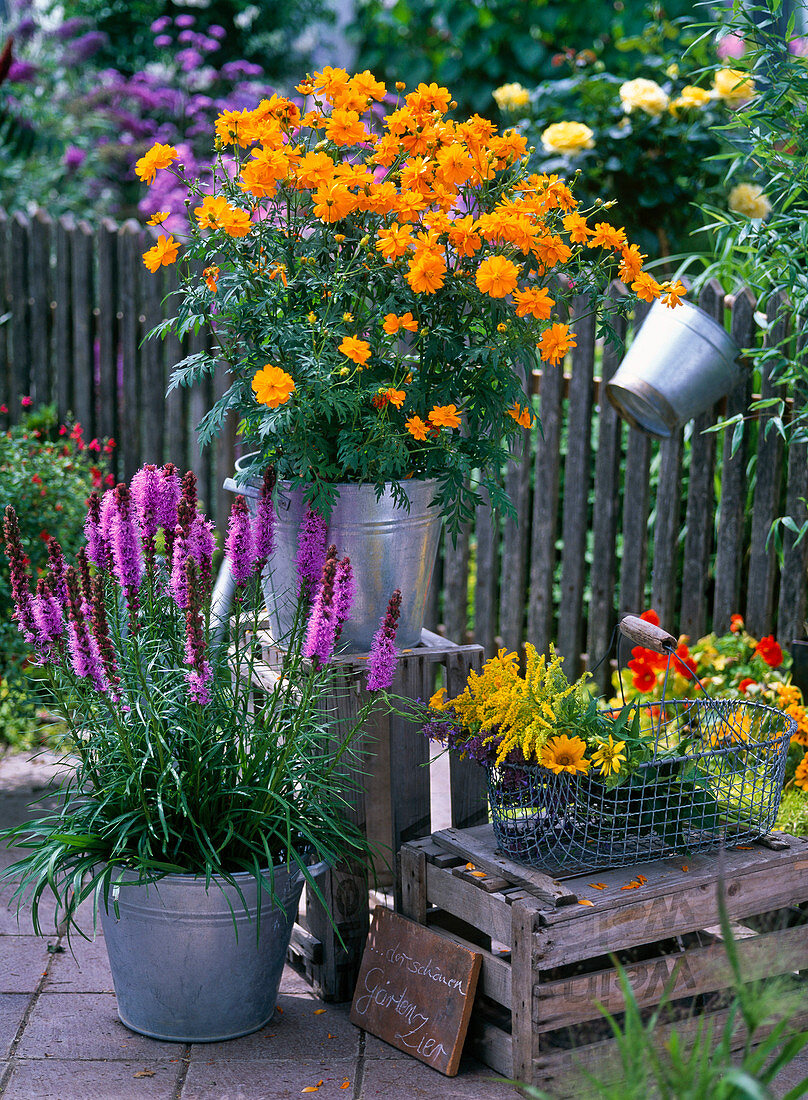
<box><xmin>349</xmin><ymin>906</ymin><xmax>482</xmax><ymax>1076</ymax></box>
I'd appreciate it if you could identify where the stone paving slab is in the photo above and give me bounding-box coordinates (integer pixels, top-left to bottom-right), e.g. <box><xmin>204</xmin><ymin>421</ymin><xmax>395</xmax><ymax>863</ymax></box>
<box><xmin>0</xmin><ymin>994</ymin><xmax>29</xmax><ymax>1060</ymax></box>
<box><xmin>2</xmin><ymin>1059</ymin><xmax>183</xmax><ymax>1099</ymax></box>
<box><xmin>44</xmin><ymin>934</ymin><xmax>116</xmax><ymax>994</ymax></box>
<box><xmin>181</xmin><ymin>1058</ymin><xmax>357</xmax><ymax>1099</ymax></box>
<box><xmin>359</xmin><ymin>1055</ymin><xmax>515</xmax><ymax>1099</ymax></box>
<box><xmin>0</xmin><ymin>935</ymin><xmax>52</xmax><ymax>993</ymax></box>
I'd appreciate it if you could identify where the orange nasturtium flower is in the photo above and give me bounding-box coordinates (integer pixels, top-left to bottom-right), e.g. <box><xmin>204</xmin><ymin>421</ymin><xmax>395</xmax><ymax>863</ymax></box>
<box><xmin>507</xmin><ymin>403</ymin><xmax>533</xmax><ymax>429</ymax></box>
<box><xmin>338</xmin><ymin>336</ymin><xmax>372</xmax><ymax>366</ymax></box>
<box><xmin>405</xmin><ymin>415</ymin><xmax>430</xmax><ymax>441</ymax></box>
<box><xmin>142</xmin><ymin>235</ymin><xmax>180</xmax><ymax>272</ymax></box>
<box><xmin>475</xmin><ymin>255</ymin><xmax>520</xmax><ymax>298</ymax></box>
<box><xmin>203</xmin><ymin>266</ymin><xmax>220</xmax><ymax>292</ymax></box>
<box><xmin>537</xmin><ymin>322</ymin><xmax>576</xmax><ymax>366</ymax></box>
<box><xmin>382</xmin><ymin>312</ymin><xmax>418</xmax><ymax>335</ymax></box>
<box><xmin>135</xmin><ymin>143</ymin><xmax>178</xmax><ymax>185</ymax></box>
<box><xmin>147</xmin><ymin>211</ymin><xmax>170</xmax><ymax>226</ymax></box>
<box><xmin>428</xmin><ymin>404</ymin><xmax>462</xmax><ymax>430</ymax></box>
<box><xmin>252</xmin><ymin>364</ymin><xmax>296</xmax><ymax>408</ymax></box>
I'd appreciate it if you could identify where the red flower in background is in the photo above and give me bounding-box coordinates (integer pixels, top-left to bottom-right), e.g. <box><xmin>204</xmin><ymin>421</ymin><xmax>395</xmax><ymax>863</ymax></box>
<box><xmin>640</xmin><ymin>608</ymin><xmax>660</xmax><ymax>625</ymax></box>
<box><xmin>755</xmin><ymin>635</ymin><xmax>783</xmax><ymax>668</ymax></box>
<box><xmin>730</xmin><ymin>614</ymin><xmax>744</xmax><ymax>633</ymax></box>
<box><xmin>628</xmin><ymin>657</ymin><xmax>657</xmax><ymax>693</ymax></box>
<box><xmin>674</xmin><ymin>642</ymin><xmax>698</xmax><ymax>681</ymax></box>
<box><xmin>738</xmin><ymin>677</ymin><xmax>756</xmax><ymax>693</ymax></box>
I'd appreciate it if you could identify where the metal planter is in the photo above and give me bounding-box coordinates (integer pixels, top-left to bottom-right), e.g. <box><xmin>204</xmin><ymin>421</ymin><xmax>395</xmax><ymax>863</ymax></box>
<box><xmin>605</xmin><ymin>299</ymin><xmax>741</xmax><ymax>438</ymax></box>
<box><xmin>227</xmin><ymin>463</ymin><xmax>443</xmax><ymax>652</ymax></box>
<box><xmin>99</xmin><ymin>866</ymin><xmax>305</xmax><ymax>1043</ymax></box>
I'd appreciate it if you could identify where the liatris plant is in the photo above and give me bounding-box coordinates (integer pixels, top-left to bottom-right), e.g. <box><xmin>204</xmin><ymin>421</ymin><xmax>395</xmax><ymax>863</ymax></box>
<box><xmin>1</xmin><ymin>463</ymin><xmax>401</xmax><ymax>934</ymax></box>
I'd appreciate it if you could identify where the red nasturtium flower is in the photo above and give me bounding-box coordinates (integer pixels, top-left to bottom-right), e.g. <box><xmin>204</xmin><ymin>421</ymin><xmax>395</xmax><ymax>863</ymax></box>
<box><xmin>640</xmin><ymin>608</ymin><xmax>660</xmax><ymax>626</ymax></box>
<box><xmin>730</xmin><ymin>614</ymin><xmax>744</xmax><ymax>633</ymax></box>
<box><xmin>628</xmin><ymin>658</ymin><xmax>656</xmax><ymax>693</ymax></box>
<box><xmin>755</xmin><ymin>635</ymin><xmax>783</xmax><ymax>668</ymax></box>
<box><xmin>738</xmin><ymin>677</ymin><xmax>756</xmax><ymax>694</ymax></box>
<box><xmin>675</xmin><ymin>642</ymin><xmax>698</xmax><ymax>681</ymax></box>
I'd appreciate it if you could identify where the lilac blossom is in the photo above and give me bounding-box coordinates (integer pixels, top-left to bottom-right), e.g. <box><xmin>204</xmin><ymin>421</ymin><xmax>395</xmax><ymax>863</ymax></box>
<box><xmin>209</xmin><ymin>24</ymin><xmax>226</xmax><ymax>39</ymax></box>
<box><xmin>225</xmin><ymin>495</ymin><xmax>255</xmax><ymax>585</ymax></box>
<box><xmin>333</xmin><ymin>557</ymin><xmax>354</xmax><ymax>643</ymax></box>
<box><xmin>154</xmin><ymin>35</ymin><xmax>172</xmax><ymax>48</ymax></box>
<box><xmin>175</xmin><ymin>14</ymin><xmax>196</xmax><ymax>28</ymax></box>
<box><xmin>253</xmin><ymin>467</ymin><xmax>276</xmax><ymax>568</ymax></box>
<box><xmin>8</xmin><ymin>59</ymin><xmax>37</xmax><ymax>82</ymax></box>
<box><xmin>366</xmin><ymin>589</ymin><xmax>402</xmax><ymax>692</ymax></box>
<box><xmin>303</xmin><ymin>546</ymin><xmax>338</xmax><ymax>665</ymax></box>
<box><xmin>295</xmin><ymin>505</ymin><xmax>327</xmax><ymax>597</ymax></box>
<box><xmin>65</xmin><ymin>31</ymin><xmax>108</xmax><ymax>64</ymax></box>
<box><xmin>53</xmin><ymin>17</ymin><xmax>91</xmax><ymax>39</ymax></box>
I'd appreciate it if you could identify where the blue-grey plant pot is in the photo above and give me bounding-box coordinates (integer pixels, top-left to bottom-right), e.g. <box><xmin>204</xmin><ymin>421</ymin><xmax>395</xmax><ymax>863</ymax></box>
<box><xmin>99</xmin><ymin>865</ymin><xmax>307</xmax><ymax>1043</ymax></box>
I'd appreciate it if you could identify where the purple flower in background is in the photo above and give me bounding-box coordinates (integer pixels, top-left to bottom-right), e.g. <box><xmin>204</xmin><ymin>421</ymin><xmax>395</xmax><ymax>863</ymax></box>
<box><xmin>208</xmin><ymin>24</ymin><xmax>226</xmax><ymax>39</ymax></box>
<box><xmin>154</xmin><ymin>35</ymin><xmax>172</xmax><ymax>48</ymax></box>
<box><xmin>187</xmin><ymin>513</ymin><xmax>215</xmax><ymax>593</ymax></box>
<box><xmin>175</xmin><ymin>14</ymin><xmax>196</xmax><ymax>28</ymax></box>
<box><xmin>150</xmin><ymin>16</ymin><xmax>171</xmax><ymax>33</ymax></box>
<box><xmin>158</xmin><ymin>463</ymin><xmax>182</xmax><ymax>530</ymax></box>
<box><xmin>8</xmin><ymin>59</ymin><xmax>37</xmax><ymax>82</ymax></box>
<box><xmin>221</xmin><ymin>59</ymin><xmax>264</xmax><ymax>80</ymax></box>
<box><xmin>199</xmin><ymin>37</ymin><xmax>220</xmax><ymax>53</ymax></box>
<box><xmin>46</xmin><ymin>536</ymin><xmax>70</xmax><ymax>610</ymax></box>
<box><xmin>184</xmin><ymin>558</ymin><xmax>210</xmax><ymax>704</ymax></box>
<box><xmin>63</xmin><ymin>145</ymin><xmax>86</xmax><ymax>171</ymax></box>
<box><xmin>716</xmin><ymin>32</ymin><xmax>745</xmax><ymax>60</ymax></box>
<box><xmin>295</xmin><ymin>506</ymin><xmax>327</xmax><ymax>597</ymax></box>
<box><xmin>333</xmin><ymin>557</ymin><xmax>354</xmax><ymax>643</ymax></box>
<box><xmin>366</xmin><ymin>589</ymin><xmax>402</xmax><ymax>691</ymax></box>
<box><xmin>65</xmin><ymin>31</ymin><xmax>108</xmax><ymax>64</ymax></box>
<box><xmin>303</xmin><ymin>546</ymin><xmax>338</xmax><ymax>665</ymax></box>
<box><xmin>225</xmin><ymin>495</ymin><xmax>255</xmax><ymax>585</ymax></box>
<box><xmin>253</xmin><ymin>467</ymin><xmax>276</xmax><ymax>568</ymax></box>
<box><xmin>176</xmin><ymin>47</ymin><xmax>202</xmax><ymax>71</ymax></box>
<box><xmin>90</xmin><ymin>574</ymin><xmax>119</xmax><ymax>695</ymax></box>
<box><xmin>54</xmin><ymin>16</ymin><xmax>91</xmax><ymax>39</ymax></box>
<box><xmin>14</xmin><ymin>17</ymin><xmax>36</xmax><ymax>42</ymax></box>
<box><xmin>789</xmin><ymin>37</ymin><xmax>808</xmax><ymax>56</ymax></box>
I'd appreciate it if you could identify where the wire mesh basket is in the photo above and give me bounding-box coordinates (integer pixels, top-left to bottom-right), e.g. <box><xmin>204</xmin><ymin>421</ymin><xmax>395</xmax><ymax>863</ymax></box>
<box><xmin>487</xmin><ymin>616</ymin><xmax>796</xmax><ymax>875</ymax></box>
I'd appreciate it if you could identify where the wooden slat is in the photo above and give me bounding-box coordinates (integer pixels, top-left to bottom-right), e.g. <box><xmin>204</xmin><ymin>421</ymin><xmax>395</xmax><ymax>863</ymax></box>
<box><xmin>140</xmin><ymin>252</ymin><xmax>165</xmax><ymax>463</ymax></box>
<box><xmin>680</xmin><ymin>281</ymin><xmax>724</xmax><ymax>638</ymax></box>
<box><xmin>53</xmin><ymin>216</ymin><xmax>74</xmax><ymax>423</ymax></box>
<box><xmin>399</xmin><ymin>844</ymin><xmax>428</xmax><ymax>925</ymax></box>
<box><xmin>425</xmin><ymin>861</ymin><xmax>512</xmax><ymax>944</ymax></box>
<box><xmin>618</xmin><ymin>301</ymin><xmax>653</xmax><ymax>617</ymax></box>
<box><xmin>556</xmin><ymin>303</ymin><xmax>596</xmax><ymax>674</ymax></box>
<box><xmin>427</xmin><ymin>924</ymin><xmax>512</xmax><ymax>1008</ymax></box>
<box><xmin>187</xmin><ymin>324</ymin><xmax>211</xmax><ymax>501</ymax></box>
<box><xmin>9</xmin><ymin>211</ymin><xmax>30</xmax><ymax>411</ymax></box>
<box><xmin>780</xmin><ymin>337</ymin><xmax>808</xmax><ymax>642</ymax></box>
<box><xmin>118</xmin><ymin>221</ymin><xmax>142</xmax><ymax>481</ymax></box>
<box><xmin>443</xmin><ymin>519</ymin><xmax>470</xmax><ymax>644</ymax></box>
<box><xmin>499</xmin><ymin>411</ymin><xmax>532</xmax><ymax>654</ymax></box>
<box><xmin>511</xmin><ymin>898</ymin><xmax>543</xmax><ymax>1083</ymax></box>
<box><xmin>467</xmin><ymin>1011</ymin><xmax>513</xmax><ymax>1078</ymax></box>
<box><xmin>745</xmin><ymin>294</ymin><xmax>788</xmax><ymax>637</ymax></box>
<box><xmin>0</xmin><ymin>209</ymin><xmax>10</xmax><ymax>422</ymax></box>
<box><xmin>473</xmin><ymin>492</ymin><xmax>498</xmax><ymax>657</ymax></box>
<box><xmin>389</xmin><ymin>654</ymin><xmax>431</xmax><ymax>854</ymax></box>
<box><xmin>587</xmin><ymin>286</ymin><xmax>627</xmax><ymax>691</ymax></box>
<box><xmin>527</xmin><ymin>360</ymin><xmax>563</xmax><ymax>653</ymax></box>
<box><xmin>28</xmin><ymin>209</ymin><xmax>51</xmax><ymax>406</ymax></box>
<box><xmin>713</xmin><ymin>288</ymin><xmax>755</xmax><ymax>633</ymax></box>
<box><xmin>162</xmin><ymin>263</ymin><xmax>187</xmax><ymax>473</ymax></box>
<box><xmin>650</xmin><ymin>430</ymin><xmax>683</xmax><ymax>629</ymax></box>
<box><xmin>213</xmin><ymin>359</ymin><xmax>236</xmax><ymax>545</ymax></box>
<box><xmin>96</xmin><ymin>220</ymin><xmax>119</xmax><ymax>463</ymax></box>
<box><xmin>446</xmin><ymin>647</ymin><xmax>487</xmax><ymax>832</ymax></box>
<box><xmin>71</xmin><ymin>220</ymin><xmax>94</xmax><ymax>433</ymax></box>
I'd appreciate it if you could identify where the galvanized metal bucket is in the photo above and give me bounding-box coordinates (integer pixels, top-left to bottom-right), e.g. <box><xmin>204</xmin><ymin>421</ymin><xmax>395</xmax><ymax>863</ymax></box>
<box><xmin>99</xmin><ymin>864</ymin><xmax>306</xmax><ymax>1042</ymax></box>
<box><xmin>605</xmin><ymin>299</ymin><xmax>741</xmax><ymax>437</ymax></box>
<box><xmin>225</xmin><ymin>461</ymin><xmax>443</xmax><ymax>652</ymax></box>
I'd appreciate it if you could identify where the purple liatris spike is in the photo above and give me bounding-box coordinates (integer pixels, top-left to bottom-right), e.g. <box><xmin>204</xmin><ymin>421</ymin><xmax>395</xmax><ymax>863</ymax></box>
<box><xmin>100</xmin><ymin>488</ymin><xmax>117</xmax><ymax>556</ymax></box>
<box><xmin>253</xmin><ymin>466</ymin><xmax>277</xmax><ymax>568</ymax></box>
<box><xmin>110</xmin><ymin>484</ymin><xmax>143</xmax><ymax>629</ymax></box>
<box><xmin>90</xmin><ymin>574</ymin><xmax>119</xmax><ymax>693</ymax></box>
<box><xmin>32</xmin><ymin>578</ymin><xmax>64</xmax><ymax>662</ymax></box>
<box><xmin>131</xmin><ymin>464</ymin><xmax>161</xmax><ymax>540</ymax></box>
<box><xmin>84</xmin><ymin>492</ymin><xmax>109</xmax><ymax>570</ymax></box>
<box><xmin>184</xmin><ymin>557</ymin><xmax>210</xmax><ymax>704</ymax></box>
<box><xmin>226</xmin><ymin>495</ymin><xmax>255</xmax><ymax>585</ymax></box>
<box><xmin>159</xmin><ymin>463</ymin><xmax>182</xmax><ymax>561</ymax></box>
<box><xmin>303</xmin><ymin>545</ymin><xmax>338</xmax><ymax>665</ymax></box>
<box><xmin>366</xmin><ymin>588</ymin><xmax>402</xmax><ymax>691</ymax></box>
<box><xmin>187</xmin><ymin>513</ymin><xmax>215</xmax><ymax>595</ymax></box>
<box><xmin>3</xmin><ymin>506</ymin><xmax>37</xmax><ymax>644</ymax></box>
<box><xmin>295</xmin><ymin>505</ymin><xmax>327</xmax><ymax>597</ymax></box>
<box><xmin>170</xmin><ymin>524</ymin><xmax>190</xmax><ymax>610</ymax></box>
<box><xmin>65</xmin><ymin>567</ymin><xmax>108</xmax><ymax>693</ymax></box>
<box><xmin>46</xmin><ymin>537</ymin><xmax>70</xmax><ymax>609</ymax></box>
<box><xmin>333</xmin><ymin>556</ymin><xmax>354</xmax><ymax>644</ymax></box>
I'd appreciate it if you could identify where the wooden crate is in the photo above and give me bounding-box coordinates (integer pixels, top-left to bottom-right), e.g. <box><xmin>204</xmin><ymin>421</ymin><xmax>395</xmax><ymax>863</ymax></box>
<box><xmin>248</xmin><ymin>627</ymin><xmax>485</xmax><ymax>1002</ymax></box>
<box><xmin>398</xmin><ymin>824</ymin><xmax>808</xmax><ymax>1094</ymax></box>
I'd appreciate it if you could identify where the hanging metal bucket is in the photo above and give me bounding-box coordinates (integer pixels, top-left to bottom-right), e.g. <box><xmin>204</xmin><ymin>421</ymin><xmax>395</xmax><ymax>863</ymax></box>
<box><xmin>100</xmin><ymin>864</ymin><xmax>306</xmax><ymax>1043</ymax></box>
<box><xmin>605</xmin><ymin>299</ymin><xmax>741</xmax><ymax>437</ymax></box>
<box><xmin>225</xmin><ymin>460</ymin><xmax>442</xmax><ymax>652</ymax></box>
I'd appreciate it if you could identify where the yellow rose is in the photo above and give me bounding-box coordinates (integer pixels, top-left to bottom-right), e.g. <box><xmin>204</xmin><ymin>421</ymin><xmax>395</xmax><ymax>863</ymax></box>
<box><xmin>728</xmin><ymin>183</ymin><xmax>771</xmax><ymax>219</ymax></box>
<box><xmin>619</xmin><ymin>78</ymin><xmax>670</xmax><ymax>116</ymax></box>
<box><xmin>713</xmin><ymin>67</ymin><xmax>755</xmax><ymax>104</ymax></box>
<box><xmin>671</xmin><ymin>85</ymin><xmax>713</xmax><ymax>111</ymax></box>
<box><xmin>540</xmin><ymin>120</ymin><xmax>595</xmax><ymax>156</ymax></box>
<box><xmin>493</xmin><ymin>82</ymin><xmax>530</xmax><ymax>112</ymax></box>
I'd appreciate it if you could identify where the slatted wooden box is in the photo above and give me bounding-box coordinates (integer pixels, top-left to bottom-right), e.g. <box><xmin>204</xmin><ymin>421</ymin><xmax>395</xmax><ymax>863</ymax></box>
<box><xmin>398</xmin><ymin>825</ymin><xmax>808</xmax><ymax>1094</ymax></box>
<box><xmin>247</xmin><ymin>625</ymin><xmax>486</xmax><ymax>1002</ymax></box>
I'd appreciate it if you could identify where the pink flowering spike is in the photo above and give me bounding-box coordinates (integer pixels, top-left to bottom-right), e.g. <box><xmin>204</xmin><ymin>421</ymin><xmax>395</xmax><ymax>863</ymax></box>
<box><xmin>295</xmin><ymin>505</ymin><xmax>327</xmax><ymax>598</ymax></box>
<box><xmin>65</xmin><ymin>567</ymin><xmax>108</xmax><ymax>693</ymax></box>
<box><xmin>158</xmin><ymin>463</ymin><xmax>182</xmax><ymax>561</ymax></box>
<box><xmin>90</xmin><ymin>574</ymin><xmax>119</xmax><ymax>694</ymax></box>
<box><xmin>131</xmin><ymin>464</ymin><xmax>162</xmax><ymax>540</ymax></box>
<box><xmin>110</xmin><ymin>484</ymin><xmax>143</xmax><ymax>629</ymax></box>
<box><xmin>253</xmin><ymin>467</ymin><xmax>277</xmax><ymax>568</ymax></box>
<box><xmin>187</xmin><ymin>514</ymin><xmax>216</xmax><ymax>595</ymax></box>
<box><xmin>3</xmin><ymin>505</ymin><xmax>37</xmax><ymax>644</ymax></box>
<box><xmin>184</xmin><ymin>557</ymin><xmax>211</xmax><ymax>704</ymax></box>
<box><xmin>333</xmin><ymin>557</ymin><xmax>354</xmax><ymax>644</ymax></box>
<box><xmin>366</xmin><ymin>589</ymin><xmax>402</xmax><ymax>692</ymax></box>
<box><xmin>170</xmin><ymin>524</ymin><xmax>190</xmax><ymax>609</ymax></box>
<box><xmin>84</xmin><ymin>492</ymin><xmax>109</xmax><ymax>571</ymax></box>
<box><xmin>303</xmin><ymin>546</ymin><xmax>339</xmax><ymax>665</ymax></box>
<box><xmin>99</xmin><ymin>488</ymin><xmax>117</xmax><ymax>556</ymax></box>
<box><xmin>32</xmin><ymin>578</ymin><xmax>65</xmax><ymax>662</ymax></box>
<box><xmin>225</xmin><ymin>495</ymin><xmax>255</xmax><ymax>585</ymax></box>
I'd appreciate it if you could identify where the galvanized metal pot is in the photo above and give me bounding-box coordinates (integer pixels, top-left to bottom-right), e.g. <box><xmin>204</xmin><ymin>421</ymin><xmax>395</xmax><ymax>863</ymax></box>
<box><xmin>99</xmin><ymin>865</ymin><xmax>304</xmax><ymax>1042</ymax></box>
<box><xmin>227</xmin><ymin>462</ymin><xmax>443</xmax><ymax>652</ymax></box>
<box><xmin>605</xmin><ymin>298</ymin><xmax>741</xmax><ymax>437</ymax></box>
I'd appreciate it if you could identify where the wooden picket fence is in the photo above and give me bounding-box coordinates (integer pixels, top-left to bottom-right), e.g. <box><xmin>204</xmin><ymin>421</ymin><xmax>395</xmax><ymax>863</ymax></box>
<box><xmin>2</xmin><ymin>208</ymin><xmax>807</xmax><ymax>682</ymax></box>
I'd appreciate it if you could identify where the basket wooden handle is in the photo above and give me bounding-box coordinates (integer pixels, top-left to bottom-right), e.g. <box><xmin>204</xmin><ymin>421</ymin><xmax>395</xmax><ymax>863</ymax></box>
<box><xmin>619</xmin><ymin>615</ymin><xmax>677</xmax><ymax>654</ymax></box>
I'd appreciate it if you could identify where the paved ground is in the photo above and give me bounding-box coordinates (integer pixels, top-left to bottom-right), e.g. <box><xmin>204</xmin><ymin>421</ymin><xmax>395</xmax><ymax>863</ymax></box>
<box><xmin>0</xmin><ymin>750</ymin><xmax>515</xmax><ymax>1100</ymax></box>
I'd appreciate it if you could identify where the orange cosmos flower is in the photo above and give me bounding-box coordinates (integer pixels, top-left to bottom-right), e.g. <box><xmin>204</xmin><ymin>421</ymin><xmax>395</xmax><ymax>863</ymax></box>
<box><xmin>513</xmin><ymin>287</ymin><xmax>554</xmax><ymax>320</ymax></box>
<box><xmin>562</xmin><ymin>212</ymin><xmax>592</xmax><ymax>243</ymax></box>
<box><xmin>406</xmin><ymin>81</ymin><xmax>452</xmax><ymax>114</ymax></box>
<box><xmin>350</xmin><ymin>70</ymin><xmax>387</xmax><ymax>101</ymax></box>
<box><xmin>203</xmin><ymin>265</ymin><xmax>220</xmax><ymax>292</ymax></box>
<box><xmin>447</xmin><ymin>216</ymin><xmax>481</xmax><ymax>257</ymax></box>
<box><xmin>194</xmin><ymin>195</ymin><xmax>252</xmax><ymax>237</ymax></box>
<box><xmin>407</xmin><ymin>251</ymin><xmax>446</xmax><ymax>294</ymax></box>
<box><xmin>476</xmin><ymin>255</ymin><xmax>520</xmax><ymax>298</ymax></box>
<box><xmin>325</xmin><ymin>108</ymin><xmax>370</xmax><ymax>146</ymax></box>
<box><xmin>215</xmin><ymin>109</ymin><xmax>256</xmax><ymax>147</ymax></box>
<box><xmin>588</xmin><ymin>222</ymin><xmax>627</xmax><ymax>250</ymax></box>
<box><xmin>312</xmin><ymin>183</ymin><xmax>355</xmax><ymax>223</ymax></box>
<box><xmin>376</xmin><ymin>222</ymin><xmax>413</xmax><ymax>261</ymax></box>
<box><xmin>537</xmin><ymin>322</ymin><xmax>576</xmax><ymax>366</ymax></box>
<box><xmin>436</xmin><ymin>143</ymin><xmax>474</xmax><ymax>186</ymax></box>
<box><xmin>405</xmin><ymin>415</ymin><xmax>430</xmax><ymax>441</ymax></box>
<box><xmin>268</xmin><ymin>261</ymin><xmax>288</xmax><ymax>285</ymax></box>
<box><xmin>618</xmin><ymin>243</ymin><xmax>646</xmax><ymax>283</ymax></box>
<box><xmin>147</xmin><ymin>211</ymin><xmax>170</xmax><ymax>226</ymax></box>
<box><xmin>295</xmin><ymin>151</ymin><xmax>337</xmax><ymax>190</ymax></box>
<box><xmin>313</xmin><ymin>66</ymin><xmax>351</xmax><ymax>100</ymax></box>
<box><xmin>252</xmin><ymin>364</ymin><xmax>295</xmax><ymax>408</ymax></box>
<box><xmin>631</xmin><ymin>272</ymin><xmax>662</xmax><ymax>303</ymax></box>
<box><xmin>339</xmin><ymin>336</ymin><xmax>372</xmax><ymax>366</ymax></box>
<box><xmin>428</xmin><ymin>404</ymin><xmax>462</xmax><ymax>429</ymax></box>
<box><xmin>382</xmin><ymin>312</ymin><xmax>418</xmax><ymax>335</ymax></box>
<box><xmin>507</xmin><ymin>403</ymin><xmax>533</xmax><ymax>429</ymax></box>
<box><xmin>142</xmin><ymin>234</ymin><xmax>179</xmax><ymax>272</ymax></box>
<box><xmin>375</xmin><ymin>388</ymin><xmax>406</xmax><ymax>409</ymax></box>
<box><xmin>662</xmin><ymin>280</ymin><xmax>686</xmax><ymax>308</ymax></box>
<box><xmin>135</xmin><ymin>143</ymin><xmax>178</xmax><ymax>185</ymax></box>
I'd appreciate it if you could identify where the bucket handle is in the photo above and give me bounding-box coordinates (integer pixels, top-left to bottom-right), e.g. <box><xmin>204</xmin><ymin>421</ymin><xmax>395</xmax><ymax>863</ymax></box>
<box><xmin>618</xmin><ymin>614</ymin><xmax>677</xmax><ymax>654</ymax></box>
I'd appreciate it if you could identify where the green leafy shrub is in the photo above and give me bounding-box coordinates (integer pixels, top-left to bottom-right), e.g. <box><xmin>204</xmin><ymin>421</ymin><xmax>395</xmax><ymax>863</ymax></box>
<box><xmin>0</xmin><ymin>402</ymin><xmax>113</xmax><ymax>741</ymax></box>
